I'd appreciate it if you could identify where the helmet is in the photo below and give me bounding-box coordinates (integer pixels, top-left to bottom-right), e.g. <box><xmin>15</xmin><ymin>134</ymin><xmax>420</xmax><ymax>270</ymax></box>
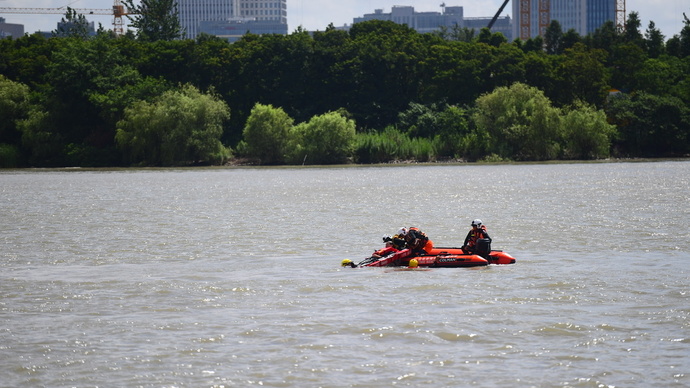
<box><xmin>397</xmin><ymin>227</ymin><xmax>407</xmax><ymax>236</ymax></box>
<box><xmin>382</xmin><ymin>235</ymin><xmax>392</xmax><ymax>243</ymax></box>
<box><xmin>471</xmin><ymin>219</ymin><xmax>482</xmax><ymax>227</ymax></box>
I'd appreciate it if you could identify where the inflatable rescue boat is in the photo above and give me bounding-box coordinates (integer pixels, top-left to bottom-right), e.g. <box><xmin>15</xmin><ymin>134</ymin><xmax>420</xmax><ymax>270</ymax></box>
<box><xmin>342</xmin><ymin>247</ymin><xmax>516</xmax><ymax>268</ymax></box>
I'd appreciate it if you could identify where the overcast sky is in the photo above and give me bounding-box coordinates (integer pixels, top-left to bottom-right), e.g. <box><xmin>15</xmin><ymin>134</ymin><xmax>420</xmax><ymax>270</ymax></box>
<box><xmin>2</xmin><ymin>0</ymin><xmax>687</xmax><ymax>40</ymax></box>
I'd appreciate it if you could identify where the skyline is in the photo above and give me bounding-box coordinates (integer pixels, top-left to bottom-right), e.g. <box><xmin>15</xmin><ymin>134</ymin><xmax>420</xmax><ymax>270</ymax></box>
<box><xmin>1</xmin><ymin>0</ymin><xmax>687</xmax><ymax>40</ymax></box>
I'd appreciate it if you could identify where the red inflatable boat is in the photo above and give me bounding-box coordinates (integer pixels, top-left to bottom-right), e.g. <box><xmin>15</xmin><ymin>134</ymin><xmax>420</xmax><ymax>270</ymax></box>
<box><xmin>342</xmin><ymin>247</ymin><xmax>516</xmax><ymax>268</ymax></box>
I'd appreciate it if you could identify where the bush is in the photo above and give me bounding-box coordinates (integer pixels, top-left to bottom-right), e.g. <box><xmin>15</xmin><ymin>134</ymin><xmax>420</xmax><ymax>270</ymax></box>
<box><xmin>562</xmin><ymin>102</ymin><xmax>617</xmax><ymax>159</ymax></box>
<box><xmin>242</xmin><ymin>103</ymin><xmax>293</xmax><ymax>165</ymax></box>
<box><xmin>116</xmin><ymin>84</ymin><xmax>230</xmax><ymax>166</ymax></box>
<box><xmin>0</xmin><ymin>144</ymin><xmax>20</xmax><ymax>168</ymax></box>
<box><xmin>474</xmin><ymin>82</ymin><xmax>563</xmax><ymax>160</ymax></box>
<box><xmin>354</xmin><ymin>127</ymin><xmax>435</xmax><ymax>163</ymax></box>
<box><xmin>287</xmin><ymin>111</ymin><xmax>356</xmax><ymax>164</ymax></box>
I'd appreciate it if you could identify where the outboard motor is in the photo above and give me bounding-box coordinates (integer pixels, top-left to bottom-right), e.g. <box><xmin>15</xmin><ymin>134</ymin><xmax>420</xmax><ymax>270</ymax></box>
<box><xmin>476</xmin><ymin>238</ymin><xmax>492</xmax><ymax>259</ymax></box>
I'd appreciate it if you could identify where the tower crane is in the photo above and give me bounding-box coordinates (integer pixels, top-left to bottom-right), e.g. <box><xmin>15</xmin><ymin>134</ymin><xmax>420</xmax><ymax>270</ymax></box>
<box><xmin>0</xmin><ymin>0</ymin><xmax>134</xmax><ymax>36</ymax></box>
<box><xmin>487</xmin><ymin>0</ymin><xmax>510</xmax><ymax>30</ymax></box>
<box><xmin>499</xmin><ymin>0</ymin><xmax>626</xmax><ymax>40</ymax></box>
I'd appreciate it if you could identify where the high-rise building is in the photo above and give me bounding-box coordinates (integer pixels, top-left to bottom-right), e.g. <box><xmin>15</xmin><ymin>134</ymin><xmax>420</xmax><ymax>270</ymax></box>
<box><xmin>178</xmin><ymin>0</ymin><xmax>237</xmax><ymax>39</ymax></box>
<box><xmin>177</xmin><ymin>0</ymin><xmax>286</xmax><ymax>40</ymax></box>
<box><xmin>239</xmin><ymin>0</ymin><xmax>287</xmax><ymax>25</ymax></box>
<box><xmin>586</xmin><ymin>0</ymin><xmax>616</xmax><ymax>34</ymax></box>
<box><xmin>512</xmin><ymin>0</ymin><xmax>618</xmax><ymax>40</ymax></box>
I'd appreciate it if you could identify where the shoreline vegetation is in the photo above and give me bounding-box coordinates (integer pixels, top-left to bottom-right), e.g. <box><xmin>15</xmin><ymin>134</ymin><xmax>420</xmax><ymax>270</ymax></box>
<box><xmin>4</xmin><ymin>157</ymin><xmax>688</xmax><ymax>172</ymax></box>
<box><xmin>1</xmin><ymin>14</ymin><xmax>689</xmax><ymax>168</ymax></box>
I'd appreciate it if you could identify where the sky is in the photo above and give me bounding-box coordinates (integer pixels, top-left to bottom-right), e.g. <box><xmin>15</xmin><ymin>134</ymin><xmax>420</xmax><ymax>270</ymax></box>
<box><xmin>1</xmin><ymin>0</ymin><xmax>687</xmax><ymax>40</ymax></box>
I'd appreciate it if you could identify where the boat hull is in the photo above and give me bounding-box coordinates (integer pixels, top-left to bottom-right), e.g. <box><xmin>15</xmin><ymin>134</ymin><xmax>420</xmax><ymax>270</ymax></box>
<box><xmin>429</xmin><ymin>247</ymin><xmax>517</xmax><ymax>265</ymax></box>
<box><xmin>350</xmin><ymin>247</ymin><xmax>516</xmax><ymax>268</ymax></box>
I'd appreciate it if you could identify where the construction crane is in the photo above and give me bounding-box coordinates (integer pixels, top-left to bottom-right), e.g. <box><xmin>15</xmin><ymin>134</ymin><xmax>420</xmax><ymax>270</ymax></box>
<box><xmin>513</xmin><ymin>0</ymin><xmax>626</xmax><ymax>39</ymax></box>
<box><xmin>487</xmin><ymin>0</ymin><xmax>510</xmax><ymax>30</ymax></box>
<box><xmin>615</xmin><ymin>0</ymin><xmax>626</xmax><ymax>31</ymax></box>
<box><xmin>0</xmin><ymin>0</ymin><xmax>133</xmax><ymax>36</ymax></box>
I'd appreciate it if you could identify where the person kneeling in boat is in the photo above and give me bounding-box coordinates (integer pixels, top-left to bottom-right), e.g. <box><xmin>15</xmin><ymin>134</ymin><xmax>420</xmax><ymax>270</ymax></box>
<box><xmin>462</xmin><ymin>219</ymin><xmax>491</xmax><ymax>257</ymax></box>
<box><xmin>402</xmin><ymin>227</ymin><xmax>434</xmax><ymax>255</ymax></box>
<box><xmin>381</xmin><ymin>227</ymin><xmax>434</xmax><ymax>266</ymax></box>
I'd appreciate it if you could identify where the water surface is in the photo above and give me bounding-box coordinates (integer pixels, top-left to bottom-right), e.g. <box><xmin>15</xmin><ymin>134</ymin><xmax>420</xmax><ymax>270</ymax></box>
<box><xmin>1</xmin><ymin>162</ymin><xmax>688</xmax><ymax>387</ymax></box>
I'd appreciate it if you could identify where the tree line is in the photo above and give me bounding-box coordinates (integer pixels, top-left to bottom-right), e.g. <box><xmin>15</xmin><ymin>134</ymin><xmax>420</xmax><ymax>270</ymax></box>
<box><xmin>1</xmin><ymin>11</ymin><xmax>689</xmax><ymax>167</ymax></box>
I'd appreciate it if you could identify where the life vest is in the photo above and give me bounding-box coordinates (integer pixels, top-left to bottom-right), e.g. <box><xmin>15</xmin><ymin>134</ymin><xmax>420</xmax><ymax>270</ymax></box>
<box><xmin>466</xmin><ymin>225</ymin><xmax>488</xmax><ymax>248</ymax></box>
<box><xmin>407</xmin><ymin>227</ymin><xmax>433</xmax><ymax>253</ymax></box>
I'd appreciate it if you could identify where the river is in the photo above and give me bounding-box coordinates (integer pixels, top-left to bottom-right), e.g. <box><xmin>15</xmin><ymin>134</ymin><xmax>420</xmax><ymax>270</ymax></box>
<box><xmin>1</xmin><ymin>161</ymin><xmax>688</xmax><ymax>387</ymax></box>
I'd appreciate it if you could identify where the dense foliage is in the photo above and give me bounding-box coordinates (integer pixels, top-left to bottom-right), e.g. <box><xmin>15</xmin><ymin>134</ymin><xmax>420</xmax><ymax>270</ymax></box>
<box><xmin>1</xmin><ymin>11</ymin><xmax>689</xmax><ymax>167</ymax></box>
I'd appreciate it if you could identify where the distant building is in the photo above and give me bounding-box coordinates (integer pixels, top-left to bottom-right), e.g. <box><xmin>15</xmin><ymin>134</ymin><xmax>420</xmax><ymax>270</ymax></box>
<box><xmin>351</xmin><ymin>5</ymin><xmax>513</xmax><ymax>40</ymax></box>
<box><xmin>55</xmin><ymin>20</ymin><xmax>97</xmax><ymax>37</ymax></box>
<box><xmin>178</xmin><ymin>0</ymin><xmax>287</xmax><ymax>40</ymax></box>
<box><xmin>199</xmin><ymin>19</ymin><xmax>288</xmax><ymax>42</ymax></box>
<box><xmin>354</xmin><ymin>5</ymin><xmax>463</xmax><ymax>34</ymax></box>
<box><xmin>178</xmin><ymin>0</ymin><xmax>237</xmax><ymax>39</ymax></box>
<box><xmin>239</xmin><ymin>0</ymin><xmax>287</xmax><ymax>25</ymax></box>
<box><xmin>0</xmin><ymin>17</ymin><xmax>24</xmax><ymax>38</ymax></box>
<box><xmin>465</xmin><ymin>16</ymin><xmax>513</xmax><ymax>41</ymax></box>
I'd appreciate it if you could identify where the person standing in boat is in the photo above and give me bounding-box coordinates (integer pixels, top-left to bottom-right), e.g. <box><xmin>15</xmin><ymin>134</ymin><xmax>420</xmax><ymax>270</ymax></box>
<box><xmin>462</xmin><ymin>219</ymin><xmax>491</xmax><ymax>256</ymax></box>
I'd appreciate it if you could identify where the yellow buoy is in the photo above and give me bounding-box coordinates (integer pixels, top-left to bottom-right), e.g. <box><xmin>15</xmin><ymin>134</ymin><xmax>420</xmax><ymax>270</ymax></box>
<box><xmin>341</xmin><ymin>259</ymin><xmax>353</xmax><ymax>267</ymax></box>
<box><xmin>408</xmin><ymin>259</ymin><xmax>419</xmax><ymax>268</ymax></box>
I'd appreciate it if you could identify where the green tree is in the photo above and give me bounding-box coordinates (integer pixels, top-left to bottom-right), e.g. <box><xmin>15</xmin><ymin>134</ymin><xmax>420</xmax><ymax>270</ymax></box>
<box><xmin>644</xmin><ymin>21</ymin><xmax>665</xmax><ymax>58</ymax></box>
<box><xmin>0</xmin><ymin>75</ymin><xmax>30</xmax><ymax>145</ymax></box>
<box><xmin>346</xmin><ymin>20</ymin><xmax>435</xmax><ymax>129</ymax></box>
<box><xmin>0</xmin><ymin>76</ymin><xmax>32</xmax><ymax>166</ymax></box>
<box><xmin>40</xmin><ymin>34</ymin><xmax>145</xmax><ymax>166</ymax></box>
<box><xmin>610</xmin><ymin>43</ymin><xmax>647</xmax><ymax>92</ymax></box>
<box><xmin>544</xmin><ymin>20</ymin><xmax>564</xmax><ymax>54</ymax></box>
<box><xmin>397</xmin><ymin>101</ymin><xmax>447</xmax><ymax>138</ymax></box>
<box><xmin>607</xmin><ymin>92</ymin><xmax>690</xmax><ymax>156</ymax></box>
<box><xmin>680</xmin><ymin>13</ymin><xmax>690</xmax><ymax>57</ymax></box>
<box><xmin>241</xmin><ymin>103</ymin><xmax>294</xmax><ymax>165</ymax></box>
<box><xmin>634</xmin><ymin>56</ymin><xmax>684</xmax><ymax>96</ymax></box>
<box><xmin>473</xmin><ymin>82</ymin><xmax>563</xmax><ymax>160</ymax></box>
<box><xmin>115</xmin><ymin>84</ymin><xmax>230</xmax><ymax>166</ymax></box>
<box><xmin>123</xmin><ymin>0</ymin><xmax>183</xmax><ymax>41</ymax></box>
<box><xmin>54</xmin><ymin>7</ymin><xmax>92</xmax><ymax>39</ymax></box>
<box><xmin>591</xmin><ymin>20</ymin><xmax>620</xmax><ymax>55</ymax></box>
<box><xmin>623</xmin><ymin>12</ymin><xmax>645</xmax><ymax>49</ymax></box>
<box><xmin>288</xmin><ymin>111</ymin><xmax>356</xmax><ymax>165</ymax></box>
<box><xmin>561</xmin><ymin>29</ymin><xmax>582</xmax><ymax>51</ymax></box>
<box><xmin>435</xmin><ymin>25</ymin><xmax>476</xmax><ymax>42</ymax></box>
<box><xmin>523</xmin><ymin>51</ymin><xmax>557</xmax><ymax>96</ymax></box>
<box><xmin>561</xmin><ymin>102</ymin><xmax>617</xmax><ymax>159</ymax></box>
<box><xmin>309</xmin><ymin>27</ymin><xmax>356</xmax><ymax>121</ymax></box>
<box><xmin>477</xmin><ymin>27</ymin><xmax>507</xmax><ymax>47</ymax></box>
<box><xmin>433</xmin><ymin>105</ymin><xmax>477</xmax><ymax>159</ymax></box>
<box><xmin>522</xmin><ymin>36</ymin><xmax>544</xmax><ymax>53</ymax></box>
<box><xmin>17</xmin><ymin>109</ymin><xmax>65</xmax><ymax>166</ymax></box>
<box><xmin>555</xmin><ymin>43</ymin><xmax>609</xmax><ymax>106</ymax></box>
<box><xmin>422</xmin><ymin>41</ymin><xmax>495</xmax><ymax>106</ymax></box>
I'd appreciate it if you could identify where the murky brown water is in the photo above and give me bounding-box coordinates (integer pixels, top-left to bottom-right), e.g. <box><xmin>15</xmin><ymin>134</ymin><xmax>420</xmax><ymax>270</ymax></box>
<box><xmin>2</xmin><ymin>162</ymin><xmax>688</xmax><ymax>387</ymax></box>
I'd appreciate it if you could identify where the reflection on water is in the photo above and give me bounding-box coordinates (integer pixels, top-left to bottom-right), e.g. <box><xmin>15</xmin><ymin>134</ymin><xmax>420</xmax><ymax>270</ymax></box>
<box><xmin>1</xmin><ymin>161</ymin><xmax>689</xmax><ymax>387</ymax></box>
